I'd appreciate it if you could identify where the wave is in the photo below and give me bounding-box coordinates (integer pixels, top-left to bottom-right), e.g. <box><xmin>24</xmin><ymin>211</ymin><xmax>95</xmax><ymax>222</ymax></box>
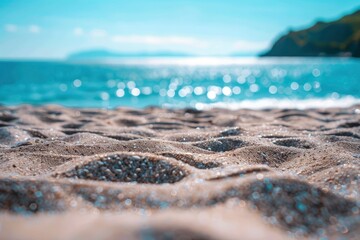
<box><xmin>192</xmin><ymin>96</ymin><xmax>360</xmax><ymax>110</ymax></box>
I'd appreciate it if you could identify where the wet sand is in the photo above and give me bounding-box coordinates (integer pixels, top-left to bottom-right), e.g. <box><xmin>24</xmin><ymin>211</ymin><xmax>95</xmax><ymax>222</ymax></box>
<box><xmin>0</xmin><ymin>105</ymin><xmax>359</xmax><ymax>239</ymax></box>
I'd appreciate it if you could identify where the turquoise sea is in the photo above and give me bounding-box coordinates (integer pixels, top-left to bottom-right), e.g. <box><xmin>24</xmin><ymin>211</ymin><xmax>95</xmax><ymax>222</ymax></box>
<box><xmin>1</xmin><ymin>57</ymin><xmax>360</xmax><ymax>109</ymax></box>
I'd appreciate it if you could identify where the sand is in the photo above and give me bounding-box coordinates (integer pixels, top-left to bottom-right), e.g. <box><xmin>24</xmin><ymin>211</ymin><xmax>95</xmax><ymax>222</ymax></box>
<box><xmin>0</xmin><ymin>104</ymin><xmax>359</xmax><ymax>240</ymax></box>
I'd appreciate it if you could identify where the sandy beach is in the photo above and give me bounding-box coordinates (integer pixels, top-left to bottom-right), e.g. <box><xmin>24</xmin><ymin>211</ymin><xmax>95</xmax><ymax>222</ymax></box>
<box><xmin>0</xmin><ymin>105</ymin><xmax>359</xmax><ymax>239</ymax></box>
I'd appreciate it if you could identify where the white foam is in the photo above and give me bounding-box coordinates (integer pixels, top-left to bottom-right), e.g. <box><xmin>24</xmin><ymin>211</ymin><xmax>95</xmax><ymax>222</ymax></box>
<box><xmin>194</xmin><ymin>96</ymin><xmax>360</xmax><ymax>110</ymax></box>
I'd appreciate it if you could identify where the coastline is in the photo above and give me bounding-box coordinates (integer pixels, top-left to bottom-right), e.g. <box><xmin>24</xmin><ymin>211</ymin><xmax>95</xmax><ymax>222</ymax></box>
<box><xmin>0</xmin><ymin>104</ymin><xmax>359</xmax><ymax>239</ymax></box>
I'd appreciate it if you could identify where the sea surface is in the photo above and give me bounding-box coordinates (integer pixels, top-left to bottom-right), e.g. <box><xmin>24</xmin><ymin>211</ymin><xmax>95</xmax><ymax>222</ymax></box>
<box><xmin>1</xmin><ymin>57</ymin><xmax>360</xmax><ymax>109</ymax></box>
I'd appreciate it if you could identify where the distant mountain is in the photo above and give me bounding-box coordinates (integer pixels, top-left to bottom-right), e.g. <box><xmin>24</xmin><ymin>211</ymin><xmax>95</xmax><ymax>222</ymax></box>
<box><xmin>67</xmin><ymin>49</ymin><xmax>192</xmax><ymax>59</ymax></box>
<box><xmin>261</xmin><ymin>9</ymin><xmax>360</xmax><ymax>57</ymax></box>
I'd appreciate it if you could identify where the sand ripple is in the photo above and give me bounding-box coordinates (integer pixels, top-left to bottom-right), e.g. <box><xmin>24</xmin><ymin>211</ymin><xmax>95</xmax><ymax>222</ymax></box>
<box><xmin>0</xmin><ymin>105</ymin><xmax>359</xmax><ymax>239</ymax></box>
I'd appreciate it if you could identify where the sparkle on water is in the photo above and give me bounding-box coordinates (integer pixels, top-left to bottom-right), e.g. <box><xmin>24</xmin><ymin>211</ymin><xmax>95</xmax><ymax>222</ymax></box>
<box><xmin>1</xmin><ymin>57</ymin><xmax>360</xmax><ymax>109</ymax></box>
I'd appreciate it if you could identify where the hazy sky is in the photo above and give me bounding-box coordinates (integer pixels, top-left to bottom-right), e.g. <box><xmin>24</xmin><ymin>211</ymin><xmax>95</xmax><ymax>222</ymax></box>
<box><xmin>1</xmin><ymin>0</ymin><xmax>359</xmax><ymax>59</ymax></box>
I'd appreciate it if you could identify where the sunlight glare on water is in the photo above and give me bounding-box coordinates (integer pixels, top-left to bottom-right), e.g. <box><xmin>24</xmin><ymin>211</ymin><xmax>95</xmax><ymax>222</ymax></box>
<box><xmin>0</xmin><ymin>57</ymin><xmax>360</xmax><ymax>109</ymax></box>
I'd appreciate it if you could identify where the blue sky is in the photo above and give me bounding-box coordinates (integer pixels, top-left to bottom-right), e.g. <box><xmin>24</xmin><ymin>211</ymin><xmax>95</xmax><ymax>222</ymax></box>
<box><xmin>1</xmin><ymin>0</ymin><xmax>359</xmax><ymax>59</ymax></box>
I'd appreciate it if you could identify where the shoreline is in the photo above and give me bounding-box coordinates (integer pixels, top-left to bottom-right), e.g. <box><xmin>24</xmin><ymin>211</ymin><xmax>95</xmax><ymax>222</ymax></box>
<box><xmin>2</xmin><ymin>96</ymin><xmax>360</xmax><ymax>111</ymax></box>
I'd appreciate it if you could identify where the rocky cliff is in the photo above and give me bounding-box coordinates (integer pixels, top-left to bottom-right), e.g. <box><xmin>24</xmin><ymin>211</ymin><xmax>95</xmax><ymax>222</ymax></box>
<box><xmin>262</xmin><ymin>9</ymin><xmax>360</xmax><ymax>57</ymax></box>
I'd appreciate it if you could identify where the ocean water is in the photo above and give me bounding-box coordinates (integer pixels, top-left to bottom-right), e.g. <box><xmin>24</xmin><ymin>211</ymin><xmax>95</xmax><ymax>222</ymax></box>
<box><xmin>1</xmin><ymin>57</ymin><xmax>360</xmax><ymax>109</ymax></box>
